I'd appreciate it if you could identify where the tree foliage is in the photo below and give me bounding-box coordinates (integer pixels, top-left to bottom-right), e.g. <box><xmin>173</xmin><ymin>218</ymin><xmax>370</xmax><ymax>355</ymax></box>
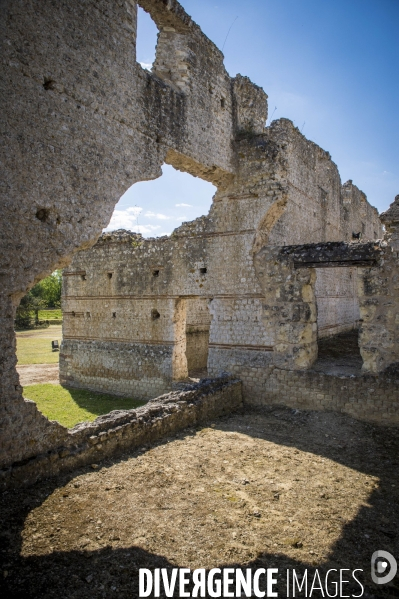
<box><xmin>30</xmin><ymin>270</ymin><xmax>62</xmax><ymax>308</ymax></box>
<box><xmin>15</xmin><ymin>270</ymin><xmax>62</xmax><ymax>329</ymax></box>
<box><xmin>15</xmin><ymin>292</ymin><xmax>47</xmax><ymax>329</ymax></box>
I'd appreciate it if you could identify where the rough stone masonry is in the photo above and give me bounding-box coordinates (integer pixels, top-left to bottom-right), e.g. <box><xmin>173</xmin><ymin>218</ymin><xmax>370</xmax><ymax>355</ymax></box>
<box><xmin>0</xmin><ymin>0</ymin><xmax>398</xmax><ymax>485</ymax></box>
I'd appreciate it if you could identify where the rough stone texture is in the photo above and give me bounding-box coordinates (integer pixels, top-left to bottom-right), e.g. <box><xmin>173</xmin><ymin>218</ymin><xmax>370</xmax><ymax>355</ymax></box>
<box><xmin>254</xmin><ymin>241</ymin><xmax>383</xmax><ymax>370</ymax></box>
<box><xmin>0</xmin><ymin>0</ymin><xmax>259</xmax><ymax>469</ymax></box>
<box><xmin>0</xmin><ymin>0</ymin><xmax>389</xmax><ymax>481</ymax></box>
<box><xmin>357</xmin><ymin>197</ymin><xmax>399</xmax><ymax>373</ymax></box>
<box><xmin>359</xmin><ymin>195</ymin><xmax>399</xmax><ymax>374</ymax></box>
<box><xmin>250</xmin><ymin>367</ymin><xmax>399</xmax><ymax>425</ymax></box>
<box><xmin>281</xmin><ymin>240</ymin><xmax>380</xmax><ymax>268</ymax></box>
<box><xmin>0</xmin><ymin>377</ymin><xmax>243</xmax><ymax>490</ymax></box>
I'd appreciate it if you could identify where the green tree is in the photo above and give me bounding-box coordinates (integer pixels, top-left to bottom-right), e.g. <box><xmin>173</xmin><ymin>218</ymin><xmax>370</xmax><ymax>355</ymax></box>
<box><xmin>15</xmin><ymin>292</ymin><xmax>47</xmax><ymax>329</ymax></box>
<box><xmin>30</xmin><ymin>270</ymin><xmax>62</xmax><ymax>308</ymax></box>
<box><xmin>15</xmin><ymin>270</ymin><xmax>62</xmax><ymax>329</ymax></box>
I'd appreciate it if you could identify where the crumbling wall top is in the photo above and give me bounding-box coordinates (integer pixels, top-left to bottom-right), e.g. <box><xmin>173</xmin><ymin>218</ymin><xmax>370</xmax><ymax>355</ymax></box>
<box><xmin>380</xmin><ymin>194</ymin><xmax>399</xmax><ymax>225</ymax></box>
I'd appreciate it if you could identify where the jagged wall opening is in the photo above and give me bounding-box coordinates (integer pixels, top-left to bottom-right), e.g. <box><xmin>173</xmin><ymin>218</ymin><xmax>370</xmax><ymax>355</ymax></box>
<box><xmin>136</xmin><ymin>6</ymin><xmax>158</xmax><ymax>72</ymax></box>
<box><xmin>104</xmin><ymin>164</ymin><xmax>216</xmax><ymax>238</ymax></box>
<box><xmin>1</xmin><ymin>0</ymin><xmax>238</xmax><ymax>473</ymax></box>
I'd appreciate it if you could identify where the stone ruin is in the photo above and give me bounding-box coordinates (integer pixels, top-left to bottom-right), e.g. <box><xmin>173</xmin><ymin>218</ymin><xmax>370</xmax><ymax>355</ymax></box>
<box><xmin>60</xmin><ymin>134</ymin><xmax>382</xmax><ymax>399</ymax></box>
<box><xmin>1</xmin><ymin>0</ymin><xmax>398</xmax><ymax>488</ymax></box>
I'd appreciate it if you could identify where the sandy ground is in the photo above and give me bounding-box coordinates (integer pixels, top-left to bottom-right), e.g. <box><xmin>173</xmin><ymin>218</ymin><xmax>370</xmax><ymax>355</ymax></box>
<box><xmin>17</xmin><ymin>363</ymin><xmax>60</xmax><ymax>386</ymax></box>
<box><xmin>0</xmin><ymin>406</ymin><xmax>398</xmax><ymax>598</ymax></box>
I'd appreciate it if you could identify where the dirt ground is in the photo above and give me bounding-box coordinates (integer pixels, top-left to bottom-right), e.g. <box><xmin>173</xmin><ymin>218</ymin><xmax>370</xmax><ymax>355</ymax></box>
<box><xmin>17</xmin><ymin>363</ymin><xmax>60</xmax><ymax>386</ymax></box>
<box><xmin>0</xmin><ymin>406</ymin><xmax>398</xmax><ymax>598</ymax></box>
<box><xmin>16</xmin><ymin>324</ymin><xmax>61</xmax><ymax>385</ymax></box>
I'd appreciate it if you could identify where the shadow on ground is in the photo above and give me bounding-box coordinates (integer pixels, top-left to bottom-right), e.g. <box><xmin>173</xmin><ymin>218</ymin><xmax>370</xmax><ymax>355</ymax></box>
<box><xmin>0</xmin><ymin>406</ymin><xmax>398</xmax><ymax>598</ymax></box>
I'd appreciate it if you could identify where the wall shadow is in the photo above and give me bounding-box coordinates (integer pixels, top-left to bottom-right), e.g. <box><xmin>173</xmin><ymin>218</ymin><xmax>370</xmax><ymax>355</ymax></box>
<box><xmin>0</xmin><ymin>406</ymin><xmax>398</xmax><ymax>598</ymax></box>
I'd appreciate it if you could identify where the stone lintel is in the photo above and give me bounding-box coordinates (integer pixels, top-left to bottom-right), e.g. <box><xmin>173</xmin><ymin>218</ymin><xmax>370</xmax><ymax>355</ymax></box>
<box><xmin>278</xmin><ymin>241</ymin><xmax>380</xmax><ymax>269</ymax></box>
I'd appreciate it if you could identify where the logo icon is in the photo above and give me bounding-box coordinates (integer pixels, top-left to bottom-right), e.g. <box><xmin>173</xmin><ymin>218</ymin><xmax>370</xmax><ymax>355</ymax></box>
<box><xmin>371</xmin><ymin>551</ymin><xmax>397</xmax><ymax>585</ymax></box>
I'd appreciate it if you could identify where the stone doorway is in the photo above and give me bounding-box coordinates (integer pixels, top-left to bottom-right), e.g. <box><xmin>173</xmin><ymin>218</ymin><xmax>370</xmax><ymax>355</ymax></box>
<box><xmin>172</xmin><ymin>297</ymin><xmax>211</xmax><ymax>387</ymax></box>
<box><xmin>312</xmin><ymin>266</ymin><xmax>363</xmax><ymax>375</ymax></box>
<box><xmin>185</xmin><ymin>297</ymin><xmax>211</xmax><ymax>379</ymax></box>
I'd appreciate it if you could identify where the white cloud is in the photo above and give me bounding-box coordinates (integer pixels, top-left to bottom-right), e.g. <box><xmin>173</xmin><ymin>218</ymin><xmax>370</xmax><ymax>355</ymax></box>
<box><xmin>175</xmin><ymin>203</ymin><xmax>192</xmax><ymax>207</ymax></box>
<box><xmin>136</xmin><ymin>224</ymin><xmax>162</xmax><ymax>235</ymax></box>
<box><xmin>104</xmin><ymin>206</ymin><xmax>143</xmax><ymax>231</ymax></box>
<box><xmin>144</xmin><ymin>211</ymin><xmax>171</xmax><ymax>220</ymax></box>
<box><xmin>140</xmin><ymin>62</ymin><xmax>152</xmax><ymax>70</ymax></box>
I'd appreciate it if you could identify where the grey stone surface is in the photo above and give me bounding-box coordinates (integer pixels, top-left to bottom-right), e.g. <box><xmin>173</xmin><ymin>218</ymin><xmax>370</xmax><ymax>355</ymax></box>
<box><xmin>0</xmin><ymin>0</ymin><xmax>395</xmax><ymax>488</ymax></box>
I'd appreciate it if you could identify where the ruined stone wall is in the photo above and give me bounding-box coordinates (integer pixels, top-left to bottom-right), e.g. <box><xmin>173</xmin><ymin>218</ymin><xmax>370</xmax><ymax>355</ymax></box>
<box><xmin>358</xmin><ymin>196</ymin><xmax>399</xmax><ymax>373</ymax></box>
<box><xmin>250</xmin><ymin>367</ymin><xmax>399</xmax><ymax>425</ymax></box>
<box><xmin>62</xmin><ymin>121</ymin><xmax>381</xmax><ymax>401</ymax></box>
<box><xmin>1</xmin><ymin>0</ymin><xmax>257</xmax><ymax>469</ymax></box>
<box><xmin>261</xmin><ymin>122</ymin><xmax>381</xmax><ymax>343</ymax></box>
<box><xmin>0</xmin><ymin>378</ymin><xmax>243</xmax><ymax>490</ymax></box>
<box><xmin>1</xmin><ymin>0</ymin><xmax>388</xmax><ymax>479</ymax></box>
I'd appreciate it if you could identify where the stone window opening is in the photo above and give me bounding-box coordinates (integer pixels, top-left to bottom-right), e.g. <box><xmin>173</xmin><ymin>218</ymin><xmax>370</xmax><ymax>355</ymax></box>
<box><xmin>151</xmin><ymin>309</ymin><xmax>160</xmax><ymax>320</ymax></box>
<box><xmin>152</xmin><ymin>269</ymin><xmax>160</xmax><ymax>277</ymax></box>
<box><xmin>199</xmin><ymin>267</ymin><xmax>207</xmax><ymax>275</ymax></box>
<box><xmin>81</xmin><ymin>274</ymin><xmax>86</xmax><ymax>281</ymax></box>
<box><xmin>136</xmin><ymin>6</ymin><xmax>158</xmax><ymax>72</ymax></box>
<box><xmin>220</xmin><ymin>97</ymin><xmax>226</xmax><ymax>109</ymax></box>
<box><xmin>86</xmin><ymin>312</ymin><xmax>91</xmax><ymax>318</ymax></box>
<box><xmin>112</xmin><ymin>312</ymin><xmax>116</xmax><ymax>318</ymax></box>
<box><xmin>107</xmin><ymin>272</ymin><xmax>113</xmax><ymax>279</ymax></box>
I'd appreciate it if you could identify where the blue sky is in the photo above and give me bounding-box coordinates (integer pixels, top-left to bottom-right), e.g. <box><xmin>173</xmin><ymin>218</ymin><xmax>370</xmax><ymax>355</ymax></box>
<box><xmin>106</xmin><ymin>0</ymin><xmax>399</xmax><ymax>236</ymax></box>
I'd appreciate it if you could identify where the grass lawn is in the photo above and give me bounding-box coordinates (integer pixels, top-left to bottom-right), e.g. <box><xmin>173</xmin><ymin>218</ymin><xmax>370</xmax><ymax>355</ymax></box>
<box><xmin>16</xmin><ymin>325</ymin><xmax>62</xmax><ymax>365</ymax></box>
<box><xmin>39</xmin><ymin>309</ymin><xmax>63</xmax><ymax>320</ymax></box>
<box><xmin>23</xmin><ymin>384</ymin><xmax>146</xmax><ymax>428</ymax></box>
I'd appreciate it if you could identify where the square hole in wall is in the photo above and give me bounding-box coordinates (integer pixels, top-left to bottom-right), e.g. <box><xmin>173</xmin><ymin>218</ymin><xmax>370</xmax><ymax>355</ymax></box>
<box><xmin>199</xmin><ymin>267</ymin><xmax>207</xmax><ymax>275</ymax></box>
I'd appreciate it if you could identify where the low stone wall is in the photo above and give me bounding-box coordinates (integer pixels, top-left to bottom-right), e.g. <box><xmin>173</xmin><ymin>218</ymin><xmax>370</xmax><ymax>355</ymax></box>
<box><xmin>60</xmin><ymin>339</ymin><xmax>174</xmax><ymax>399</ymax></box>
<box><xmin>249</xmin><ymin>367</ymin><xmax>399</xmax><ymax>425</ymax></box>
<box><xmin>0</xmin><ymin>378</ymin><xmax>242</xmax><ymax>490</ymax></box>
